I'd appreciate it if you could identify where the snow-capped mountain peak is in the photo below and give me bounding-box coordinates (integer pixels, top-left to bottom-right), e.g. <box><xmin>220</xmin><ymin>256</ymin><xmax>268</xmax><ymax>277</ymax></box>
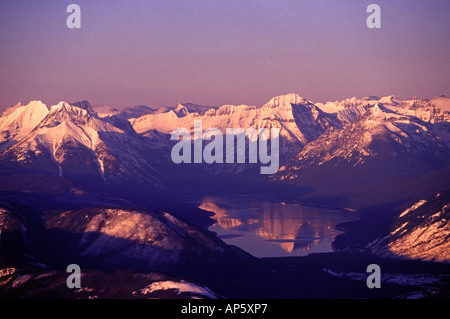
<box><xmin>0</xmin><ymin>100</ymin><xmax>49</xmax><ymax>126</ymax></box>
<box><xmin>69</xmin><ymin>100</ymin><xmax>96</xmax><ymax>114</ymax></box>
<box><xmin>49</xmin><ymin>101</ymin><xmax>95</xmax><ymax>117</ymax></box>
<box><xmin>92</xmin><ymin>105</ymin><xmax>120</xmax><ymax>118</ymax></box>
<box><xmin>50</xmin><ymin>101</ymin><xmax>87</xmax><ymax>114</ymax></box>
<box><xmin>37</xmin><ymin>101</ymin><xmax>108</xmax><ymax>133</ymax></box>
<box><xmin>316</xmin><ymin>96</ymin><xmax>379</xmax><ymax>114</ymax></box>
<box><xmin>367</xmin><ymin>103</ymin><xmax>391</xmax><ymax>118</ymax></box>
<box><xmin>263</xmin><ymin>93</ymin><xmax>311</xmax><ymax>109</ymax></box>
<box><xmin>1</xmin><ymin>94</ymin><xmax>449</xmax><ymax>204</ymax></box>
<box><xmin>174</xmin><ymin>103</ymin><xmax>189</xmax><ymax>117</ymax></box>
<box><xmin>429</xmin><ymin>95</ymin><xmax>450</xmax><ymax>112</ymax></box>
<box><xmin>0</xmin><ymin>100</ymin><xmax>50</xmax><ymax>151</ymax></box>
<box><xmin>377</xmin><ymin>95</ymin><xmax>402</xmax><ymax>106</ymax></box>
<box><xmin>0</xmin><ymin>100</ymin><xmax>171</xmax><ymax>187</ymax></box>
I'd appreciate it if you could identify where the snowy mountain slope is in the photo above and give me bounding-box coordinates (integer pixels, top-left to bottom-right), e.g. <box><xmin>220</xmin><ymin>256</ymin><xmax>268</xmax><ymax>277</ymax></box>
<box><xmin>114</xmin><ymin>102</ymin><xmax>217</xmax><ymax>121</ymax></box>
<box><xmin>430</xmin><ymin>95</ymin><xmax>450</xmax><ymax>112</ymax></box>
<box><xmin>377</xmin><ymin>95</ymin><xmax>450</xmax><ymax>124</ymax></box>
<box><xmin>316</xmin><ymin>95</ymin><xmax>450</xmax><ymax>124</ymax></box>
<box><xmin>0</xmin><ymin>101</ymin><xmax>49</xmax><ymax>152</ymax></box>
<box><xmin>115</xmin><ymin>105</ymin><xmax>156</xmax><ymax>120</ymax></box>
<box><xmin>316</xmin><ymin>96</ymin><xmax>379</xmax><ymax>114</ymax></box>
<box><xmin>366</xmin><ymin>189</ymin><xmax>450</xmax><ymax>263</ymax></box>
<box><xmin>277</xmin><ymin>103</ymin><xmax>450</xmax><ymax>175</ymax></box>
<box><xmin>272</xmin><ymin>101</ymin><xmax>450</xmax><ymax>210</ymax></box>
<box><xmin>92</xmin><ymin>105</ymin><xmax>120</xmax><ymax>118</ymax></box>
<box><xmin>128</xmin><ymin>94</ymin><xmax>450</xmax><ymax>172</ymax></box>
<box><xmin>1</xmin><ymin>94</ymin><xmax>448</xmax><ymax>206</ymax></box>
<box><xmin>173</xmin><ymin>102</ymin><xmax>217</xmax><ymax>116</ymax></box>
<box><xmin>41</xmin><ymin>207</ymin><xmax>231</xmax><ymax>270</ymax></box>
<box><xmin>130</xmin><ymin>94</ymin><xmax>340</xmax><ymax>165</ymax></box>
<box><xmin>0</xmin><ymin>101</ymin><xmax>170</xmax><ymax>188</ymax></box>
<box><xmin>0</xmin><ymin>205</ymin><xmax>248</xmax><ymax>273</ymax></box>
<box><xmin>131</xmin><ymin>94</ymin><xmax>334</xmax><ymax>142</ymax></box>
<box><xmin>262</xmin><ymin>93</ymin><xmax>341</xmax><ymax>144</ymax></box>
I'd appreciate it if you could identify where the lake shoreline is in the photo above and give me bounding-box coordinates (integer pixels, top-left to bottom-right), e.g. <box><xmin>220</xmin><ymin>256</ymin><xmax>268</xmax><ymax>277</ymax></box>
<box><xmin>180</xmin><ymin>194</ymin><xmax>361</xmax><ymax>258</ymax></box>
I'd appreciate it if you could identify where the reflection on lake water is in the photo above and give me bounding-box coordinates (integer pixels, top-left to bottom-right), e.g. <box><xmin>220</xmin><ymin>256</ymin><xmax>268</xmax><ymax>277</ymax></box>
<box><xmin>198</xmin><ymin>196</ymin><xmax>359</xmax><ymax>257</ymax></box>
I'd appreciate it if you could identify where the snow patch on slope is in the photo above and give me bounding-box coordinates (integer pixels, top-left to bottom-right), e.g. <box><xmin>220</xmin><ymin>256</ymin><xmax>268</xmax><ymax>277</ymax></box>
<box><xmin>367</xmin><ymin>193</ymin><xmax>450</xmax><ymax>263</ymax></box>
<box><xmin>399</xmin><ymin>200</ymin><xmax>427</xmax><ymax>218</ymax></box>
<box><xmin>134</xmin><ymin>280</ymin><xmax>218</xmax><ymax>299</ymax></box>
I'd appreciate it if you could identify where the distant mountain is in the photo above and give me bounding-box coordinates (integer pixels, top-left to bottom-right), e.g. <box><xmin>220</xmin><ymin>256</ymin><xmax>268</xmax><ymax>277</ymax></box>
<box><xmin>0</xmin><ymin>94</ymin><xmax>449</xmax><ymax>211</ymax></box>
<box><xmin>316</xmin><ymin>95</ymin><xmax>450</xmax><ymax>124</ymax></box>
<box><xmin>366</xmin><ymin>189</ymin><xmax>450</xmax><ymax>263</ymax></box>
<box><xmin>0</xmin><ymin>101</ymin><xmax>49</xmax><ymax>152</ymax></box>
<box><xmin>0</xmin><ymin>101</ymin><xmax>171</xmax><ymax>191</ymax></box>
<box><xmin>111</xmin><ymin>103</ymin><xmax>217</xmax><ymax>121</ymax></box>
<box><xmin>130</xmin><ymin>94</ymin><xmax>340</xmax><ymax>167</ymax></box>
<box><xmin>116</xmin><ymin>105</ymin><xmax>157</xmax><ymax>120</ymax></box>
<box><xmin>3</xmin><ymin>93</ymin><xmax>450</xmax><ymax>299</ymax></box>
<box><xmin>272</xmin><ymin>97</ymin><xmax>450</xmax><ymax>211</ymax></box>
<box><xmin>173</xmin><ymin>103</ymin><xmax>217</xmax><ymax>117</ymax></box>
<box><xmin>315</xmin><ymin>96</ymin><xmax>379</xmax><ymax>114</ymax></box>
<box><xmin>92</xmin><ymin>105</ymin><xmax>120</xmax><ymax>118</ymax></box>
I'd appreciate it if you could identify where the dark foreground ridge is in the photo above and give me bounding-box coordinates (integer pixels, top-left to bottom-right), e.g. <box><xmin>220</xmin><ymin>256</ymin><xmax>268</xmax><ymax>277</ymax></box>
<box><xmin>1</xmin><ymin>203</ymin><xmax>450</xmax><ymax>299</ymax></box>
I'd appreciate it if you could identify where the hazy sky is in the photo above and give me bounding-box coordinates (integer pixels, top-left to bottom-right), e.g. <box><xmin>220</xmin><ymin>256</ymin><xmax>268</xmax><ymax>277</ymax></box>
<box><xmin>0</xmin><ymin>0</ymin><xmax>449</xmax><ymax>110</ymax></box>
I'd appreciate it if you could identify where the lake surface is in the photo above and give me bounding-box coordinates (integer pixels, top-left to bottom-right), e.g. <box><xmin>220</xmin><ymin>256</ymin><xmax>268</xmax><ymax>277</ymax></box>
<box><xmin>197</xmin><ymin>196</ymin><xmax>359</xmax><ymax>258</ymax></box>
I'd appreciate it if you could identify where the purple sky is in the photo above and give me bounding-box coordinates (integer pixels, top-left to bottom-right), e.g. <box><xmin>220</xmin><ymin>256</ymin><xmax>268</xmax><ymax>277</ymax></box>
<box><xmin>1</xmin><ymin>0</ymin><xmax>449</xmax><ymax>110</ymax></box>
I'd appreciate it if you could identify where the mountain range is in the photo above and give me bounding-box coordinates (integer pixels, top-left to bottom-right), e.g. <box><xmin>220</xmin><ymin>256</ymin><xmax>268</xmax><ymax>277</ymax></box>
<box><xmin>273</xmin><ymin>95</ymin><xmax>450</xmax><ymax>211</ymax></box>
<box><xmin>0</xmin><ymin>93</ymin><xmax>449</xmax><ymax>213</ymax></box>
<box><xmin>1</xmin><ymin>93</ymin><xmax>450</xmax><ymax>298</ymax></box>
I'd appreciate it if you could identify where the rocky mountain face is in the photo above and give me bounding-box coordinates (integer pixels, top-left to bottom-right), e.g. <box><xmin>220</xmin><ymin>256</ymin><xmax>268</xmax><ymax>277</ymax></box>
<box><xmin>126</xmin><ymin>93</ymin><xmax>343</xmax><ymax>178</ymax></box>
<box><xmin>129</xmin><ymin>93</ymin><xmax>338</xmax><ymax>158</ymax></box>
<box><xmin>1</xmin><ymin>94</ymin><xmax>450</xmax><ymax>298</ymax></box>
<box><xmin>365</xmin><ymin>189</ymin><xmax>450</xmax><ymax>263</ymax></box>
<box><xmin>0</xmin><ymin>101</ymin><xmax>49</xmax><ymax>152</ymax></box>
<box><xmin>0</xmin><ymin>94</ymin><xmax>449</xmax><ymax>206</ymax></box>
<box><xmin>1</xmin><ymin>94</ymin><xmax>449</xmax><ymax>208</ymax></box>
<box><xmin>0</xmin><ymin>204</ymin><xmax>225</xmax><ymax>299</ymax></box>
<box><xmin>0</xmin><ymin>100</ymin><xmax>174</xmax><ymax>194</ymax></box>
<box><xmin>0</xmin><ymin>204</ymin><xmax>249</xmax><ymax>273</ymax></box>
<box><xmin>272</xmin><ymin>95</ymin><xmax>450</xmax><ymax>211</ymax></box>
